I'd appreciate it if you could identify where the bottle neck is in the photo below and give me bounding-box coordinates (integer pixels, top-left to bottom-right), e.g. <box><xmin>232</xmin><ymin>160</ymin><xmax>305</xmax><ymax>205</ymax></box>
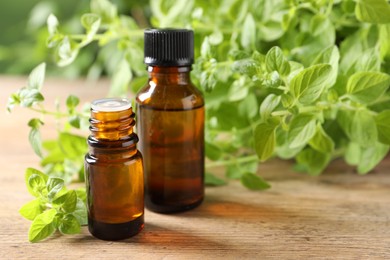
<box><xmin>89</xmin><ymin>108</ymin><xmax>135</xmax><ymax>141</ymax></box>
<box><xmin>147</xmin><ymin>66</ymin><xmax>192</xmax><ymax>85</ymax></box>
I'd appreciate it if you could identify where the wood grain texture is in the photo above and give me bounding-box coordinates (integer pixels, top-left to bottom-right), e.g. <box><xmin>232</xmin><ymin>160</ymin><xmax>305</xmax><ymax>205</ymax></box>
<box><xmin>0</xmin><ymin>76</ymin><xmax>389</xmax><ymax>259</ymax></box>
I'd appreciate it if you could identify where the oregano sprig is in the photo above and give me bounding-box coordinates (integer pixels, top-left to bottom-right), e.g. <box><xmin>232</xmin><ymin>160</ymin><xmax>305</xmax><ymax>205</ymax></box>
<box><xmin>7</xmin><ymin>1</ymin><xmax>390</xmax><ymax>244</ymax></box>
<box><xmin>19</xmin><ymin>168</ymin><xmax>87</xmax><ymax>243</ymax></box>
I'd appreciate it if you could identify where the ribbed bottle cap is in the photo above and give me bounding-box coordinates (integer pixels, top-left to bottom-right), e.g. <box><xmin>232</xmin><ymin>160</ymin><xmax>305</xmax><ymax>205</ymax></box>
<box><xmin>144</xmin><ymin>29</ymin><xmax>194</xmax><ymax>66</ymax></box>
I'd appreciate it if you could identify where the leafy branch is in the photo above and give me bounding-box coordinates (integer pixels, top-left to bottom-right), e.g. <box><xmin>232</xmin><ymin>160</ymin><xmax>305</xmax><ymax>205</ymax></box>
<box><xmin>6</xmin><ymin>0</ymin><xmax>390</xmax><ymax>242</ymax></box>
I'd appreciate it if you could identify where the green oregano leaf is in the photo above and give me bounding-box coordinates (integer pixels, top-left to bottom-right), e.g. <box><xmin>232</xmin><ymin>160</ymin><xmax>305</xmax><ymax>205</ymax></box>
<box><xmin>56</xmin><ymin>37</ymin><xmax>79</xmax><ymax>67</ymax></box>
<box><xmin>309</xmin><ymin>124</ymin><xmax>335</xmax><ymax>153</ymax></box>
<box><xmin>375</xmin><ymin>110</ymin><xmax>390</xmax><ymax>145</ymax></box>
<box><xmin>240</xmin><ymin>173</ymin><xmax>271</xmax><ymax>190</ymax></box>
<box><xmin>28</xmin><ymin>118</ymin><xmax>44</xmax><ymax>158</ymax></box>
<box><xmin>28</xmin><ymin>63</ymin><xmax>46</xmax><ymax>90</ymax></box>
<box><xmin>46</xmin><ymin>177</ymin><xmax>65</xmax><ymax>201</ymax></box>
<box><xmin>25</xmin><ymin>168</ymin><xmax>48</xmax><ymax>197</ymax></box>
<box><xmin>346</xmin><ymin>71</ymin><xmax>390</xmax><ymax>104</ymax></box>
<box><xmin>296</xmin><ymin>148</ymin><xmax>331</xmax><ymax>176</ymax></box>
<box><xmin>338</xmin><ymin>109</ymin><xmax>378</xmax><ymax>147</ymax></box>
<box><xmin>312</xmin><ymin>45</ymin><xmax>340</xmax><ymax>87</ymax></box>
<box><xmin>72</xmin><ymin>198</ymin><xmax>88</xmax><ymax>225</ymax></box>
<box><xmin>205</xmin><ymin>142</ymin><xmax>223</xmax><ymax>161</ymax></box>
<box><xmin>90</xmin><ymin>0</ymin><xmax>117</xmax><ymax>24</ymax></box>
<box><xmin>28</xmin><ymin>174</ymin><xmax>46</xmax><ymax>198</ymax></box>
<box><xmin>28</xmin><ymin>209</ymin><xmax>57</xmax><ymax>243</ymax></box>
<box><xmin>18</xmin><ymin>88</ymin><xmax>44</xmax><ymax>107</ymax></box>
<box><xmin>232</xmin><ymin>59</ymin><xmax>258</xmax><ymax>76</ymax></box>
<box><xmin>357</xmin><ymin>142</ymin><xmax>389</xmax><ymax>174</ymax></box>
<box><xmin>53</xmin><ymin>190</ymin><xmax>77</xmax><ymax>213</ymax></box>
<box><xmin>260</xmin><ymin>94</ymin><xmax>281</xmax><ymax>121</ymax></box>
<box><xmin>205</xmin><ymin>172</ymin><xmax>227</xmax><ymax>186</ymax></box>
<box><xmin>265</xmin><ymin>46</ymin><xmax>290</xmax><ymax>76</ymax></box>
<box><xmin>59</xmin><ymin>214</ymin><xmax>81</xmax><ymax>234</ymax></box>
<box><xmin>80</xmin><ymin>13</ymin><xmax>101</xmax><ymax>47</ymax></box>
<box><xmin>355</xmin><ymin>0</ymin><xmax>390</xmax><ymax>24</ymax></box>
<box><xmin>19</xmin><ymin>199</ymin><xmax>44</xmax><ymax>221</ymax></box>
<box><xmin>288</xmin><ymin>114</ymin><xmax>317</xmax><ymax>149</ymax></box>
<box><xmin>345</xmin><ymin>142</ymin><xmax>361</xmax><ymax>166</ymax></box>
<box><xmin>254</xmin><ymin>120</ymin><xmax>279</xmax><ymax>162</ymax></box>
<box><xmin>289</xmin><ymin>64</ymin><xmax>332</xmax><ymax>104</ymax></box>
<box><xmin>241</xmin><ymin>13</ymin><xmax>256</xmax><ymax>49</ymax></box>
<box><xmin>66</xmin><ymin>95</ymin><xmax>80</xmax><ymax>112</ymax></box>
<box><xmin>109</xmin><ymin>58</ymin><xmax>132</xmax><ymax>97</ymax></box>
<box><xmin>47</xmin><ymin>14</ymin><xmax>59</xmax><ymax>36</ymax></box>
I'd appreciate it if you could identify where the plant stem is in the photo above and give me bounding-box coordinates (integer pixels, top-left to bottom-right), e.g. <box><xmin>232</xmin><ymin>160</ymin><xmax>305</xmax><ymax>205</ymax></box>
<box><xmin>29</xmin><ymin>107</ymin><xmax>68</xmax><ymax>117</ymax></box>
<box><xmin>206</xmin><ymin>154</ymin><xmax>258</xmax><ymax>169</ymax></box>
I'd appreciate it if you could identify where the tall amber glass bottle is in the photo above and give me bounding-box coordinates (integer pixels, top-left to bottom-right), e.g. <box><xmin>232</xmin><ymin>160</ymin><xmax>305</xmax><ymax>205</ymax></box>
<box><xmin>136</xmin><ymin>29</ymin><xmax>205</xmax><ymax>213</ymax></box>
<box><xmin>85</xmin><ymin>98</ymin><xmax>144</xmax><ymax>240</ymax></box>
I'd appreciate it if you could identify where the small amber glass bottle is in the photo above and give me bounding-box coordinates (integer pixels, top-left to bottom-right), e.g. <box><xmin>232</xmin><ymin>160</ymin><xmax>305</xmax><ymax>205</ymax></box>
<box><xmin>136</xmin><ymin>29</ymin><xmax>205</xmax><ymax>213</ymax></box>
<box><xmin>85</xmin><ymin>98</ymin><xmax>144</xmax><ymax>240</ymax></box>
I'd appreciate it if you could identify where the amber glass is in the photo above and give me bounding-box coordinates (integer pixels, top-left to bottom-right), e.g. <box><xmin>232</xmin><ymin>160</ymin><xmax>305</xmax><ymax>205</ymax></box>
<box><xmin>136</xmin><ymin>66</ymin><xmax>205</xmax><ymax>213</ymax></box>
<box><xmin>85</xmin><ymin>99</ymin><xmax>144</xmax><ymax>240</ymax></box>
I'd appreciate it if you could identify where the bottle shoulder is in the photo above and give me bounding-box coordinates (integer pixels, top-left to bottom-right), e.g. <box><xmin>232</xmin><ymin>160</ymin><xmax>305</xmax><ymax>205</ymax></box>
<box><xmin>136</xmin><ymin>81</ymin><xmax>204</xmax><ymax>110</ymax></box>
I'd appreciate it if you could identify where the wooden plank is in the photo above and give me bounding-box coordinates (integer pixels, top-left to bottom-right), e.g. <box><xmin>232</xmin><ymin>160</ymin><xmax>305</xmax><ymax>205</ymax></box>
<box><xmin>0</xmin><ymin>76</ymin><xmax>389</xmax><ymax>259</ymax></box>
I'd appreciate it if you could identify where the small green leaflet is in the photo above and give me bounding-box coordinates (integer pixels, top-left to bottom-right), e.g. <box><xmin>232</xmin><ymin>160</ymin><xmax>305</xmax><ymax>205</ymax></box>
<box><xmin>59</xmin><ymin>214</ymin><xmax>81</xmax><ymax>234</ymax></box>
<box><xmin>288</xmin><ymin>114</ymin><xmax>317</xmax><ymax>149</ymax></box>
<box><xmin>379</xmin><ymin>25</ymin><xmax>390</xmax><ymax>60</ymax></box>
<box><xmin>90</xmin><ymin>0</ymin><xmax>117</xmax><ymax>24</ymax></box>
<box><xmin>290</xmin><ymin>64</ymin><xmax>332</xmax><ymax>104</ymax></box>
<box><xmin>226</xmin><ymin>161</ymin><xmax>258</xmax><ymax>180</ymax></box>
<box><xmin>28</xmin><ymin>118</ymin><xmax>44</xmax><ymax>158</ymax></box>
<box><xmin>358</xmin><ymin>142</ymin><xmax>389</xmax><ymax>174</ymax></box>
<box><xmin>355</xmin><ymin>0</ymin><xmax>390</xmax><ymax>24</ymax></box>
<box><xmin>56</xmin><ymin>37</ymin><xmax>79</xmax><ymax>67</ymax></box>
<box><xmin>260</xmin><ymin>94</ymin><xmax>281</xmax><ymax>121</ymax></box>
<box><xmin>19</xmin><ymin>199</ymin><xmax>44</xmax><ymax>221</ymax></box>
<box><xmin>28</xmin><ymin>174</ymin><xmax>46</xmax><ymax>198</ymax></box>
<box><xmin>310</xmin><ymin>14</ymin><xmax>331</xmax><ymax>36</ymax></box>
<box><xmin>28</xmin><ymin>63</ymin><xmax>46</xmax><ymax>90</ymax></box>
<box><xmin>205</xmin><ymin>142</ymin><xmax>223</xmax><ymax>161</ymax></box>
<box><xmin>337</xmin><ymin>109</ymin><xmax>378</xmax><ymax>147</ymax></box>
<box><xmin>18</xmin><ymin>88</ymin><xmax>44</xmax><ymax>107</ymax></box>
<box><xmin>346</xmin><ymin>71</ymin><xmax>390</xmax><ymax>104</ymax></box>
<box><xmin>47</xmin><ymin>14</ymin><xmax>59</xmax><ymax>35</ymax></box>
<box><xmin>66</xmin><ymin>95</ymin><xmax>80</xmax><ymax>112</ymax></box>
<box><xmin>345</xmin><ymin>142</ymin><xmax>361</xmax><ymax>166</ymax></box>
<box><xmin>28</xmin><ymin>209</ymin><xmax>57</xmax><ymax>243</ymax></box>
<box><xmin>254</xmin><ymin>120</ymin><xmax>279</xmax><ymax>162</ymax></box>
<box><xmin>232</xmin><ymin>59</ymin><xmax>259</xmax><ymax>76</ymax></box>
<box><xmin>265</xmin><ymin>46</ymin><xmax>290</xmax><ymax>76</ymax></box>
<box><xmin>309</xmin><ymin>124</ymin><xmax>335</xmax><ymax>153</ymax></box>
<box><xmin>59</xmin><ymin>132</ymin><xmax>88</xmax><ymax>159</ymax></box>
<box><xmin>53</xmin><ymin>190</ymin><xmax>78</xmax><ymax>213</ymax></box>
<box><xmin>25</xmin><ymin>168</ymin><xmax>48</xmax><ymax>197</ymax></box>
<box><xmin>228</xmin><ymin>78</ymin><xmax>248</xmax><ymax>102</ymax></box>
<box><xmin>72</xmin><ymin>198</ymin><xmax>88</xmax><ymax>225</ymax></box>
<box><xmin>109</xmin><ymin>58</ymin><xmax>132</xmax><ymax>97</ymax></box>
<box><xmin>312</xmin><ymin>45</ymin><xmax>340</xmax><ymax>87</ymax></box>
<box><xmin>240</xmin><ymin>173</ymin><xmax>270</xmax><ymax>190</ymax></box>
<box><xmin>80</xmin><ymin>13</ymin><xmax>101</xmax><ymax>47</ymax></box>
<box><xmin>296</xmin><ymin>148</ymin><xmax>331</xmax><ymax>176</ymax></box>
<box><xmin>241</xmin><ymin>13</ymin><xmax>256</xmax><ymax>49</ymax></box>
<box><xmin>46</xmin><ymin>177</ymin><xmax>65</xmax><ymax>200</ymax></box>
<box><xmin>375</xmin><ymin>110</ymin><xmax>390</xmax><ymax>145</ymax></box>
<box><xmin>205</xmin><ymin>172</ymin><xmax>226</xmax><ymax>186</ymax></box>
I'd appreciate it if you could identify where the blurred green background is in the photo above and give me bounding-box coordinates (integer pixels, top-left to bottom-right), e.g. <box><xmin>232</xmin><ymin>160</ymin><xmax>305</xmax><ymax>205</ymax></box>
<box><xmin>0</xmin><ymin>0</ymin><xmax>147</xmax><ymax>77</ymax></box>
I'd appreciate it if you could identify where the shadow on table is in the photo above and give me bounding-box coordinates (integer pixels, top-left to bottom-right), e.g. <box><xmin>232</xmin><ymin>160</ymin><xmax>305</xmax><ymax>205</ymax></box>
<box><xmin>183</xmin><ymin>193</ymin><xmax>296</xmax><ymax>222</ymax></box>
<box><xmin>70</xmin><ymin>223</ymin><xmax>243</xmax><ymax>253</ymax></box>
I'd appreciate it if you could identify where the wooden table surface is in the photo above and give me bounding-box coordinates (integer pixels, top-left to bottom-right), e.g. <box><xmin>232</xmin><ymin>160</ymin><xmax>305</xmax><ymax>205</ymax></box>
<box><xmin>1</xmin><ymin>76</ymin><xmax>390</xmax><ymax>259</ymax></box>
